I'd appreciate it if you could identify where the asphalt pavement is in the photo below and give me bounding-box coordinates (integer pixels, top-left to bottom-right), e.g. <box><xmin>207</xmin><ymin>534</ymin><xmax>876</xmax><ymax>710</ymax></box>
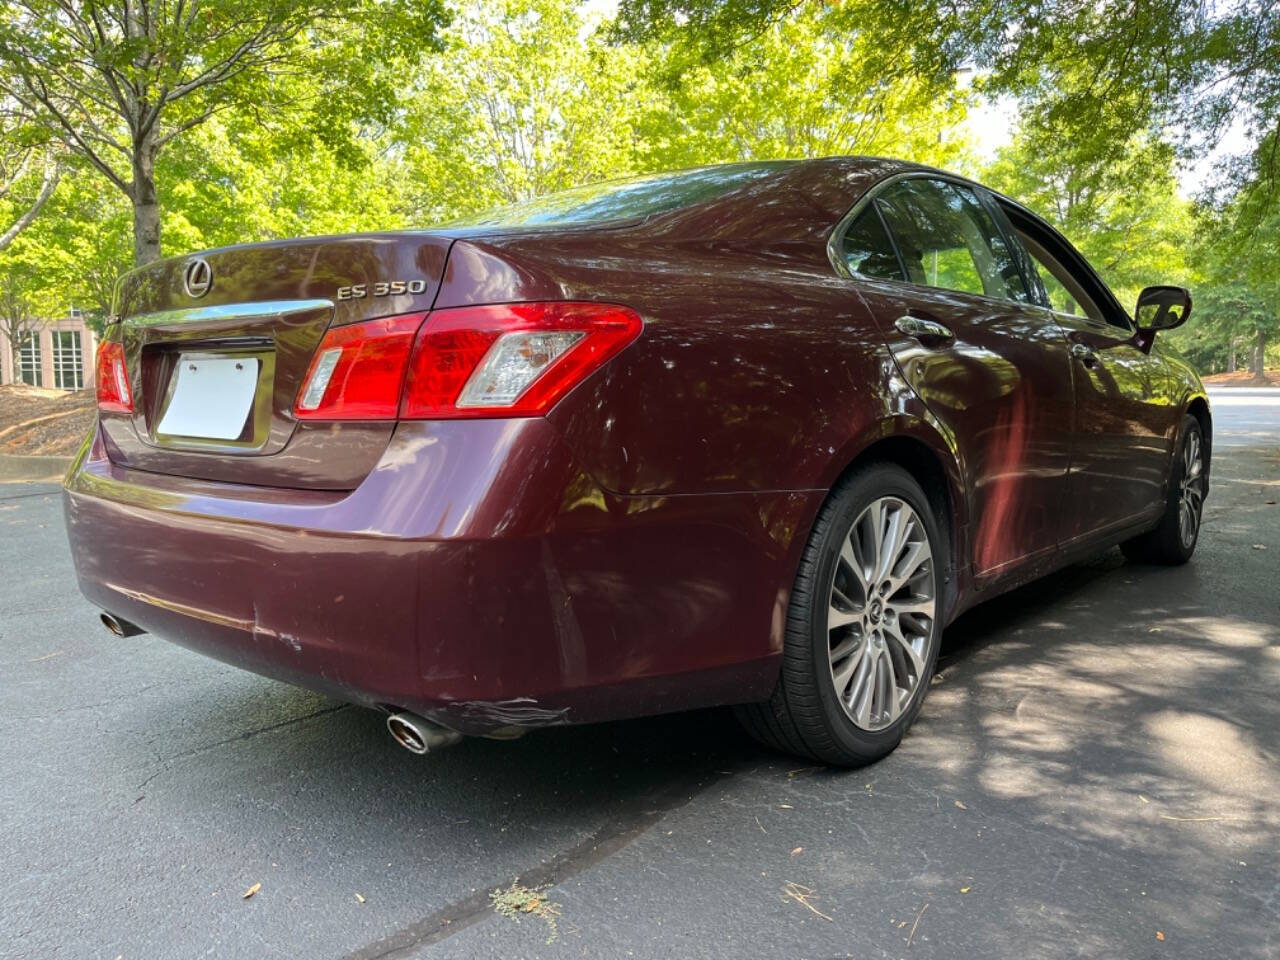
<box><xmin>2</xmin><ymin>388</ymin><xmax>1278</xmax><ymax>960</ymax></box>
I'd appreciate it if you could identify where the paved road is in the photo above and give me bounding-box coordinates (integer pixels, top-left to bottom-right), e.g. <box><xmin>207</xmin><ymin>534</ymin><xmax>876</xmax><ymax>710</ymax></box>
<box><xmin>2</xmin><ymin>389</ymin><xmax>1278</xmax><ymax>960</ymax></box>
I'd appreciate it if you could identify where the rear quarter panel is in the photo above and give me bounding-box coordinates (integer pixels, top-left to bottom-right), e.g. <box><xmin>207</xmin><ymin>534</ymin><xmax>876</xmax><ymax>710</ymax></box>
<box><xmin>434</xmin><ymin>160</ymin><xmax>974</xmax><ymax>636</ymax></box>
<box><xmin>435</xmin><ymin>160</ymin><xmax>958</xmax><ymax>503</ymax></box>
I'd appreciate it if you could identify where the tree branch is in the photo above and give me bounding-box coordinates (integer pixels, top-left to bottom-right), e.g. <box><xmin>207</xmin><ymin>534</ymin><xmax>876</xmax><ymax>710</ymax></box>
<box><xmin>0</xmin><ymin>159</ymin><xmax>60</xmax><ymax>252</ymax></box>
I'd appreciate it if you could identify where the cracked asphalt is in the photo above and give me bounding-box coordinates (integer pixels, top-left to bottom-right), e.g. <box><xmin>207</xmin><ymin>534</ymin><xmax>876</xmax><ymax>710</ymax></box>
<box><xmin>2</xmin><ymin>388</ymin><xmax>1278</xmax><ymax>960</ymax></box>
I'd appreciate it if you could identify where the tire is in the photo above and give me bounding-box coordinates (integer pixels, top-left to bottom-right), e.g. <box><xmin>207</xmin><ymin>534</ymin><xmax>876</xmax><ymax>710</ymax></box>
<box><xmin>1121</xmin><ymin>415</ymin><xmax>1206</xmax><ymax>566</ymax></box>
<box><xmin>736</xmin><ymin>463</ymin><xmax>945</xmax><ymax>766</ymax></box>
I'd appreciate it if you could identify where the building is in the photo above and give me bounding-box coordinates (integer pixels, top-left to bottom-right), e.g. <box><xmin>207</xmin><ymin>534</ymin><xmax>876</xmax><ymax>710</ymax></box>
<box><xmin>0</xmin><ymin>309</ymin><xmax>98</xmax><ymax>391</ymax></box>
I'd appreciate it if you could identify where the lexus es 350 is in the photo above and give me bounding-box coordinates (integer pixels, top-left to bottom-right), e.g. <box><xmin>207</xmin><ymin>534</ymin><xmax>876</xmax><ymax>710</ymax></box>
<box><xmin>64</xmin><ymin>158</ymin><xmax>1210</xmax><ymax>766</ymax></box>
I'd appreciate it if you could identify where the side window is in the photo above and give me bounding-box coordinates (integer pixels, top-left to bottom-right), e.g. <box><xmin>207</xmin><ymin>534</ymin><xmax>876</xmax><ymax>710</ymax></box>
<box><xmin>1016</xmin><ymin>230</ymin><xmax>1110</xmax><ymax>326</ymax></box>
<box><xmin>841</xmin><ymin>208</ymin><xmax>905</xmax><ymax>281</ymax></box>
<box><xmin>874</xmin><ymin>179</ymin><xmax>1032</xmax><ymax>304</ymax></box>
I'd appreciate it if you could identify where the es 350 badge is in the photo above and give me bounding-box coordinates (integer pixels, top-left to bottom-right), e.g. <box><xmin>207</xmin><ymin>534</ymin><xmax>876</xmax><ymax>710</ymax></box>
<box><xmin>336</xmin><ymin>279</ymin><xmax>429</xmax><ymax>301</ymax></box>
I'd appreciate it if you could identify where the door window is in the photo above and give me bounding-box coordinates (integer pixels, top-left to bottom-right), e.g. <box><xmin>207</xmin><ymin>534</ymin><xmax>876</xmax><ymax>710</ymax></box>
<box><xmin>1016</xmin><ymin>231</ymin><xmax>1112</xmax><ymax>325</ymax></box>
<box><xmin>840</xmin><ymin>208</ymin><xmax>905</xmax><ymax>281</ymax></box>
<box><xmin>874</xmin><ymin>179</ymin><xmax>1032</xmax><ymax>304</ymax></box>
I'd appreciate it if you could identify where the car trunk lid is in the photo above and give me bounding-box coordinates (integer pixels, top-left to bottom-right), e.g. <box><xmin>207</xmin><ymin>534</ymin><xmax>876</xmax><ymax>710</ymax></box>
<box><xmin>99</xmin><ymin>233</ymin><xmax>453</xmax><ymax>490</ymax></box>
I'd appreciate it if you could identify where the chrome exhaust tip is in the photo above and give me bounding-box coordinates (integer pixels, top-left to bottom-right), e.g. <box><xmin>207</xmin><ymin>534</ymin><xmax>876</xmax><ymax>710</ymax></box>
<box><xmin>386</xmin><ymin>712</ymin><xmax>463</xmax><ymax>755</ymax></box>
<box><xmin>100</xmin><ymin>612</ymin><xmax>145</xmax><ymax>638</ymax></box>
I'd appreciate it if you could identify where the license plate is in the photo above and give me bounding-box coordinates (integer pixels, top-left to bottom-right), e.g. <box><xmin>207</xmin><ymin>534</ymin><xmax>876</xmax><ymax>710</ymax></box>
<box><xmin>157</xmin><ymin>355</ymin><xmax>260</xmax><ymax>440</ymax></box>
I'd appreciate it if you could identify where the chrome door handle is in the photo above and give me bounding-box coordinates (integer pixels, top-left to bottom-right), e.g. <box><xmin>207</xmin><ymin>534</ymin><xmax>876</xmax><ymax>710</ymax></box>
<box><xmin>894</xmin><ymin>315</ymin><xmax>954</xmax><ymax>342</ymax></box>
<box><xmin>1070</xmin><ymin>342</ymin><xmax>1098</xmax><ymax>365</ymax></box>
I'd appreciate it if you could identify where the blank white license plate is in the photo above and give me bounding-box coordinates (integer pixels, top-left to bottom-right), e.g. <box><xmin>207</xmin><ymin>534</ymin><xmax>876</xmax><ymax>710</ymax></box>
<box><xmin>157</xmin><ymin>355</ymin><xmax>260</xmax><ymax>440</ymax></box>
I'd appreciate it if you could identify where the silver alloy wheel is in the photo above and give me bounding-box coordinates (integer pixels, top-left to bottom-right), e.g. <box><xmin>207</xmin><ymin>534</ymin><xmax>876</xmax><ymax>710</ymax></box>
<box><xmin>1179</xmin><ymin>430</ymin><xmax>1205</xmax><ymax>547</ymax></box>
<box><xmin>827</xmin><ymin>496</ymin><xmax>936</xmax><ymax>732</ymax></box>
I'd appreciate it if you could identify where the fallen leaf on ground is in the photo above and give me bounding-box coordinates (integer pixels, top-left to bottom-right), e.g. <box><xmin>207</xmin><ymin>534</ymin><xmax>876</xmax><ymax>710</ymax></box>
<box><xmin>1252</xmin><ymin>544</ymin><xmax>1267</xmax><ymax>550</ymax></box>
<box><xmin>1157</xmin><ymin>931</ymin><xmax>1165</xmax><ymax>941</ymax></box>
<box><xmin>354</xmin><ymin>893</ymin><xmax>365</xmax><ymax>904</ymax></box>
<box><xmin>242</xmin><ymin>882</ymin><xmax>261</xmax><ymax>899</ymax></box>
<box><xmin>1139</xmin><ymin>795</ymin><xmax>1150</xmax><ymax>803</ymax></box>
<box><xmin>960</xmin><ymin>886</ymin><xmax>971</xmax><ymax>893</ymax></box>
<box><xmin>791</xmin><ymin>847</ymin><xmax>803</xmax><ymax>857</ymax></box>
<box><xmin>954</xmin><ymin>800</ymin><xmax>967</xmax><ymax>810</ymax></box>
<box><xmin>778</xmin><ymin>803</ymin><xmax>794</xmax><ymax>809</ymax></box>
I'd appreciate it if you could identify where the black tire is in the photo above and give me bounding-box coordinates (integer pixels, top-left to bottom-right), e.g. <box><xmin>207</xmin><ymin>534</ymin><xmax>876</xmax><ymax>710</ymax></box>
<box><xmin>736</xmin><ymin>463</ymin><xmax>945</xmax><ymax>766</ymax></box>
<box><xmin>1120</xmin><ymin>415</ymin><xmax>1205</xmax><ymax>566</ymax></box>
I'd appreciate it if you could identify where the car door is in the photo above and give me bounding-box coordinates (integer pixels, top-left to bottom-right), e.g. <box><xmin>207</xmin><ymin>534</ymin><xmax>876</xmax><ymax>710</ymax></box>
<box><xmin>999</xmin><ymin>207</ymin><xmax>1177</xmax><ymax>541</ymax></box>
<box><xmin>838</xmin><ymin>176</ymin><xmax>1076</xmax><ymax>580</ymax></box>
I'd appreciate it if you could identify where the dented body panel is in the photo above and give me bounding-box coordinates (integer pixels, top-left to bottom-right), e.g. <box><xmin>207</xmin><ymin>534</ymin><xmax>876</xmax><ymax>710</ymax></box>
<box><xmin>64</xmin><ymin>420</ymin><xmax>817</xmax><ymax>733</ymax></box>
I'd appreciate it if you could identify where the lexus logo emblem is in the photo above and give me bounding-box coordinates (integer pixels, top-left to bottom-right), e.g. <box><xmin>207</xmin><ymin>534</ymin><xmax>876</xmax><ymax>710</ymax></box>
<box><xmin>183</xmin><ymin>257</ymin><xmax>212</xmax><ymax>299</ymax></box>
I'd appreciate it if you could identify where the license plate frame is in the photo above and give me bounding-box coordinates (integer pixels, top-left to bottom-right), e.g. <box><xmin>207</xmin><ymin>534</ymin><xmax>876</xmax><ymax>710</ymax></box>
<box><xmin>156</xmin><ymin>353</ymin><xmax>264</xmax><ymax>442</ymax></box>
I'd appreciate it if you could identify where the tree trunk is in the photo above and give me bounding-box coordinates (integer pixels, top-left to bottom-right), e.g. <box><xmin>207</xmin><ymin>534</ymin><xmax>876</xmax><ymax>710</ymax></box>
<box><xmin>1252</xmin><ymin>327</ymin><xmax>1268</xmax><ymax>383</ymax></box>
<box><xmin>131</xmin><ymin>140</ymin><xmax>161</xmax><ymax>266</ymax></box>
<box><xmin>1227</xmin><ymin>339</ymin><xmax>1236</xmax><ymax>373</ymax></box>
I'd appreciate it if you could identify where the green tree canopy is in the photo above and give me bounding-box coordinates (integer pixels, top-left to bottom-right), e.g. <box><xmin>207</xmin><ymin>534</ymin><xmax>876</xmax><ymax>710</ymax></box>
<box><xmin>633</xmin><ymin>3</ymin><xmax>972</xmax><ymax>171</ymax></box>
<box><xmin>614</xmin><ymin>0</ymin><xmax>1279</xmax><ymax>211</ymax></box>
<box><xmin>0</xmin><ymin>0</ymin><xmax>448</xmax><ymax>264</ymax></box>
<box><xmin>982</xmin><ymin>126</ymin><xmax>1193</xmax><ymax>310</ymax></box>
<box><xmin>400</xmin><ymin>0</ymin><xmax>647</xmax><ymax>222</ymax></box>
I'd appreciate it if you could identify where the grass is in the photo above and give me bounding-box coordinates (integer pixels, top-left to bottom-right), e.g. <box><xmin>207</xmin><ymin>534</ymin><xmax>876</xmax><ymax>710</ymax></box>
<box><xmin>490</xmin><ymin>881</ymin><xmax>562</xmax><ymax>945</ymax></box>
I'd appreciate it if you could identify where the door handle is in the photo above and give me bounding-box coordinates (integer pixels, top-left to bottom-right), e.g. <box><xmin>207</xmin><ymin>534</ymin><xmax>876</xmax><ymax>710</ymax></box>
<box><xmin>1071</xmin><ymin>342</ymin><xmax>1099</xmax><ymax>366</ymax></box>
<box><xmin>895</xmin><ymin>315</ymin><xmax>954</xmax><ymax>343</ymax></box>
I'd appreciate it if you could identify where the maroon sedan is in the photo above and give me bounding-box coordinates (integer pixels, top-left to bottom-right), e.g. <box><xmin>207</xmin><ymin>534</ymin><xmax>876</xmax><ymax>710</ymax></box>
<box><xmin>64</xmin><ymin>158</ymin><xmax>1209</xmax><ymax>766</ymax></box>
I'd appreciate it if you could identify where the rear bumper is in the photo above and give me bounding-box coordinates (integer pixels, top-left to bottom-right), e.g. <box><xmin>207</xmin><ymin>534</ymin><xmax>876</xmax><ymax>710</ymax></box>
<box><xmin>64</xmin><ymin>420</ymin><xmax>820</xmax><ymax>733</ymax></box>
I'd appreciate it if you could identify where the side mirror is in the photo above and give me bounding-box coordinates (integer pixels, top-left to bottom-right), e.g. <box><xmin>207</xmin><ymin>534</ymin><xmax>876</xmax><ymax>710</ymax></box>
<box><xmin>1135</xmin><ymin>285</ymin><xmax>1192</xmax><ymax>331</ymax></box>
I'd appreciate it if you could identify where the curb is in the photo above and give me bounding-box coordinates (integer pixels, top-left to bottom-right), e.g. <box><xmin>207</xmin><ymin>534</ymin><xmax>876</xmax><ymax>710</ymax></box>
<box><xmin>0</xmin><ymin>455</ymin><xmax>72</xmax><ymax>483</ymax></box>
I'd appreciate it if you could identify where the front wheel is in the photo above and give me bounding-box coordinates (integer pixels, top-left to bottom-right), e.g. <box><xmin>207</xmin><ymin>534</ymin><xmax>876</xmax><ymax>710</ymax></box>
<box><xmin>736</xmin><ymin>463</ymin><xmax>944</xmax><ymax>766</ymax></box>
<box><xmin>1121</xmin><ymin>414</ymin><xmax>1206</xmax><ymax>565</ymax></box>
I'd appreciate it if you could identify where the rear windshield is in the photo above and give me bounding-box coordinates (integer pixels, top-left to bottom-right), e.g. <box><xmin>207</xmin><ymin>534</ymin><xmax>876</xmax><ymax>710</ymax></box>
<box><xmin>450</xmin><ymin>162</ymin><xmax>794</xmax><ymax>227</ymax></box>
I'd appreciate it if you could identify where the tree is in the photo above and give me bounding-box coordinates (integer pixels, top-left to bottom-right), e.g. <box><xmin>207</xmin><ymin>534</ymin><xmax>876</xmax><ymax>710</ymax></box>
<box><xmin>633</xmin><ymin>4</ymin><xmax>972</xmax><ymax>171</ymax></box>
<box><xmin>0</xmin><ymin>0</ymin><xmax>448</xmax><ymax>265</ymax></box>
<box><xmin>0</xmin><ymin>261</ymin><xmax>46</xmax><ymax>381</ymax></box>
<box><xmin>400</xmin><ymin>0</ymin><xmax>647</xmax><ymax>222</ymax></box>
<box><xmin>1169</xmin><ymin>280</ymin><xmax>1275</xmax><ymax>377</ymax></box>
<box><xmin>397</xmin><ymin>0</ymin><xmax>975</xmax><ymax>226</ymax></box>
<box><xmin>983</xmin><ymin>124</ymin><xmax>1194</xmax><ymax>309</ymax></box>
<box><xmin>1182</xmin><ymin>199</ymin><xmax>1280</xmax><ymax>381</ymax></box>
<box><xmin>153</xmin><ymin>103</ymin><xmax>411</xmax><ymax>250</ymax></box>
<box><xmin>614</xmin><ymin>0</ymin><xmax>1280</xmax><ymax>210</ymax></box>
<box><xmin>0</xmin><ymin>101</ymin><xmax>60</xmax><ymax>252</ymax></box>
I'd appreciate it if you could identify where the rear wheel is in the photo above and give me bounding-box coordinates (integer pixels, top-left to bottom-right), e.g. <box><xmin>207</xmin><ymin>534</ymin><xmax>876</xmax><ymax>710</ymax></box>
<box><xmin>1121</xmin><ymin>415</ymin><xmax>1205</xmax><ymax>565</ymax></box>
<box><xmin>737</xmin><ymin>463</ymin><xmax>943</xmax><ymax>766</ymax></box>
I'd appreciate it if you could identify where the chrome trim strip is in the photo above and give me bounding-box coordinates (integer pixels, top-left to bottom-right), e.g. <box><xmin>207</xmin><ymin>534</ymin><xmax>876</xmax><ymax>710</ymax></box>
<box><xmin>123</xmin><ymin>298</ymin><xmax>333</xmax><ymax>327</ymax></box>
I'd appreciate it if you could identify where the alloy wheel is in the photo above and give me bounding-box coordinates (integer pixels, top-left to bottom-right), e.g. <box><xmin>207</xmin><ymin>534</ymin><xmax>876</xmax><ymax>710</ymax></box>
<box><xmin>1179</xmin><ymin>430</ymin><xmax>1205</xmax><ymax>547</ymax></box>
<box><xmin>826</xmin><ymin>497</ymin><xmax>936</xmax><ymax>731</ymax></box>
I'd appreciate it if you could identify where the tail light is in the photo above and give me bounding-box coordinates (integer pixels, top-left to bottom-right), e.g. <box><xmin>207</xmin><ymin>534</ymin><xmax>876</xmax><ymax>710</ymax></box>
<box><xmin>294</xmin><ymin>302</ymin><xmax>641</xmax><ymax>421</ymax></box>
<box><xmin>295</xmin><ymin>314</ymin><xmax>423</xmax><ymax>420</ymax></box>
<box><xmin>96</xmin><ymin>340</ymin><xmax>133</xmax><ymax>413</ymax></box>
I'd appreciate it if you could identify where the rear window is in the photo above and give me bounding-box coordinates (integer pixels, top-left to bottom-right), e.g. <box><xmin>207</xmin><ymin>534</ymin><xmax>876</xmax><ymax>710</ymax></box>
<box><xmin>450</xmin><ymin>163</ymin><xmax>794</xmax><ymax>227</ymax></box>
